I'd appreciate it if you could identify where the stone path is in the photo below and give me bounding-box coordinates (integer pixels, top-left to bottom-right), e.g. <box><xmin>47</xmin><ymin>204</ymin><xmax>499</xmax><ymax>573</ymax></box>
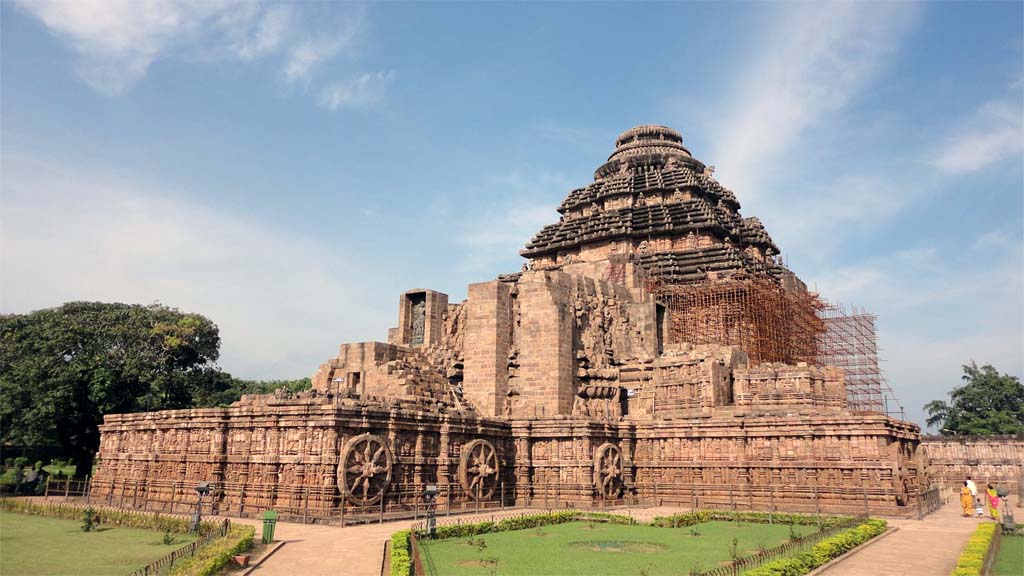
<box><xmin>236</xmin><ymin>499</ymin><xmax>1016</xmax><ymax>576</ymax></box>
<box><xmin>237</xmin><ymin>508</ymin><xmax>557</xmax><ymax>576</ymax></box>
<box><xmin>817</xmin><ymin>498</ymin><xmax>1012</xmax><ymax>576</ymax></box>
<box><xmin>235</xmin><ymin>505</ymin><xmax>695</xmax><ymax>576</ymax></box>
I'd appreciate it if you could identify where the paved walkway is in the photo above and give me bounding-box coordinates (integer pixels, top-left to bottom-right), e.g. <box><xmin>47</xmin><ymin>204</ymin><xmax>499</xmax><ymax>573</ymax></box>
<box><xmin>236</xmin><ymin>506</ymin><xmax>693</xmax><ymax>576</ymax></box>
<box><xmin>818</xmin><ymin>497</ymin><xmax>1013</xmax><ymax>576</ymax></box>
<box><xmin>237</xmin><ymin>499</ymin><xmax>1016</xmax><ymax>576</ymax></box>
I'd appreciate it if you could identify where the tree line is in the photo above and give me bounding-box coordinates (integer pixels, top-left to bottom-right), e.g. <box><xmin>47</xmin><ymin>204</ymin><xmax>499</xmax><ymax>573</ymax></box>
<box><xmin>0</xmin><ymin>302</ymin><xmax>310</xmax><ymax>477</ymax></box>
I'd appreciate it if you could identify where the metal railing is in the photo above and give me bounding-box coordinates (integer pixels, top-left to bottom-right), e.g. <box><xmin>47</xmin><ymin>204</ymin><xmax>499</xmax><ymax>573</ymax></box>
<box><xmin>65</xmin><ymin>476</ymin><xmax>940</xmax><ymax>530</ymax></box>
<box><xmin>126</xmin><ymin>518</ymin><xmax>231</xmax><ymax>576</ymax></box>
<box><xmin>697</xmin><ymin>516</ymin><xmax>865</xmax><ymax>576</ymax></box>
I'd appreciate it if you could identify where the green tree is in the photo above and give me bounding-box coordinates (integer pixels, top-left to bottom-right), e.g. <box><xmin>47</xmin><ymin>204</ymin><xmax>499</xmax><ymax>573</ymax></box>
<box><xmin>0</xmin><ymin>302</ymin><xmax>222</xmax><ymax>477</ymax></box>
<box><xmin>191</xmin><ymin>376</ymin><xmax>312</xmax><ymax>407</ymax></box>
<box><xmin>925</xmin><ymin>362</ymin><xmax>1024</xmax><ymax>435</ymax></box>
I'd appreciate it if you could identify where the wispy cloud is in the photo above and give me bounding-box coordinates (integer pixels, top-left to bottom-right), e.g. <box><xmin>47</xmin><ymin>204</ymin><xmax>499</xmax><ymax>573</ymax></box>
<box><xmin>318</xmin><ymin>70</ymin><xmax>396</xmax><ymax>110</ymax></box>
<box><xmin>930</xmin><ymin>96</ymin><xmax>1024</xmax><ymax>173</ymax></box>
<box><xmin>451</xmin><ymin>171</ymin><xmax>571</xmax><ymax>276</ymax></box>
<box><xmin>813</xmin><ymin>241</ymin><xmax>1023</xmax><ymax>429</ymax></box>
<box><xmin>14</xmin><ymin>0</ymin><xmax>367</xmax><ymax>99</ymax></box>
<box><xmin>709</xmin><ymin>3</ymin><xmax>919</xmax><ymax>201</ymax></box>
<box><xmin>0</xmin><ymin>154</ymin><xmax>389</xmax><ymax>378</ymax></box>
<box><xmin>229</xmin><ymin>3</ymin><xmax>293</xmax><ymax>61</ymax></box>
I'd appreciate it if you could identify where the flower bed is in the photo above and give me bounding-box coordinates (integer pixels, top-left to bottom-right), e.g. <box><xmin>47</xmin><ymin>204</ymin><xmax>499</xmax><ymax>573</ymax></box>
<box><xmin>949</xmin><ymin>522</ymin><xmax>997</xmax><ymax>576</ymax></box>
<box><xmin>167</xmin><ymin>524</ymin><xmax>255</xmax><ymax>576</ymax></box>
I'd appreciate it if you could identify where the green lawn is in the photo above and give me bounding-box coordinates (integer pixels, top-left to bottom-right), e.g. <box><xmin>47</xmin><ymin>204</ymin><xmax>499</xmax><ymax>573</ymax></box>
<box><xmin>0</xmin><ymin>511</ymin><xmax>197</xmax><ymax>575</ymax></box>
<box><xmin>994</xmin><ymin>534</ymin><xmax>1023</xmax><ymax>576</ymax></box>
<box><xmin>418</xmin><ymin>520</ymin><xmax>817</xmax><ymax>576</ymax></box>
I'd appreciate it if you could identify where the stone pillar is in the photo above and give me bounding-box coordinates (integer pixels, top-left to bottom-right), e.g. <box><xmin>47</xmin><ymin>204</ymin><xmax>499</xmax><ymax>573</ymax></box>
<box><xmin>514</xmin><ymin>271</ymin><xmax>576</xmax><ymax>416</ymax></box>
<box><xmin>463</xmin><ymin>280</ymin><xmax>512</xmax><ymax>416</ymax></box>
<box><xmin>438</xmin><ymin>419</ymin><xmax>451</xmax><ymax>505</ymax></box>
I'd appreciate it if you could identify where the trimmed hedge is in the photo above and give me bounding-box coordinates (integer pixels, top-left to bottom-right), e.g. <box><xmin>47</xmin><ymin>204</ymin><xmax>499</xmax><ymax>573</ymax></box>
<box><xmin>744</xmin><ymin>518</ymin><xmax>887</xmax><ymax>576</ymax></box>
<box><xmin>390</xmin><ymin>511</ymin><xmax>636</xmax><ymax>576</ymax></box>
<box><xmin>431</xmin><ymin>510</ymin><xmax>635</xmax><ymax>540</ymax></box>
<box><xmin>651</xmin><ymin>510</ymin><xmax>853</xmax><ymax>528</ymax></box>
<box><xmin>0</xmin><ymin>498</ymin><xmax>217</xmax><ymax>534</ymax></box>
<box><xmin>168</xmin><ymin>524</ymin><xmax>255</xmax><ymax>576</ymax></box>
<box><xmin>390</xmin><ymin>530</ymin><xmax>411</xmax><ymax>576</ymax></box>
<box><xmin>950</xmin><ymin>522</ymin><xmax>997</xmax><ymax>576</ymax></box>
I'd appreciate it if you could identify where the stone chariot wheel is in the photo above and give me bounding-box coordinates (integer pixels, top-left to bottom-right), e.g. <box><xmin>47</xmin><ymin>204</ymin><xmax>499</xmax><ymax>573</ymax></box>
<box><xmin>338</xmin><ymin>433</ymin><xmax>393</xmax><ymax>505</ymax></box>
<box><xmin>594</xmin><ymin>443</ymin><xmax>624</xmax><ymax>499</ymax></box>
<box><xmin>459</xmin><ymin>439</ymin><xmax>499</xmax><ymax>500</ymax></box>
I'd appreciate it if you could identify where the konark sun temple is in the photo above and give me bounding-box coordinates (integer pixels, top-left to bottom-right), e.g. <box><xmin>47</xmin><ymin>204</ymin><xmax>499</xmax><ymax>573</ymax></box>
<box><xmin>93</xmin><ymin>125</ymin><xmax>936</xmax><ymax>519</ymax></box>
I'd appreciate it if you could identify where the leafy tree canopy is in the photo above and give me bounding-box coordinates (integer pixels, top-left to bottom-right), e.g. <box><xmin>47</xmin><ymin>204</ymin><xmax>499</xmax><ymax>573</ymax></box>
<box><xmin>192</xmin><ymin>376</ymin><xmax>311</xmax><ymax>408</ymax></box>
<box><xmin>924</xmin><ymin>362</ymin><xmax>1024</xmax><ymax>436</ymax></box>
<box><xmin>0</xmin><ymin>302</ymin><xmax>222</xmax><ymax>477</ymax></box>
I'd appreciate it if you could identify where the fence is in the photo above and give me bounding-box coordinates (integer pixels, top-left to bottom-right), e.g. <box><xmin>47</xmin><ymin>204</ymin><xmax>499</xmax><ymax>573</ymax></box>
<box><xmin>42</xmin><ymin>476</ymin><xmax>91</xmax><ymax>500</ymax></box>
<box><xmin>697</xmin><ymin>515</ymin><xmax>865</xmax><ymax>576</ymax></box>
<box><xmin>127</xmin><ymin>518</ymin><xmax>231</xmax><ymax>576</ymax></box>
<box><xmin>82</xmin><ymin>478</ymin><xmax>516</xmax><ymax>527</ymax></box>
<box><xmin>57</xmin><ymin>475</ymin><xmax>940</xmax><ymax>531</ymax></box>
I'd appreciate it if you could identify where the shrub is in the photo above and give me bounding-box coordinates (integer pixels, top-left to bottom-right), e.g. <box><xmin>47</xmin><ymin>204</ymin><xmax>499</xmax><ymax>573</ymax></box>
<box><xmin>168</xmin><ymin>524</ymin><xmax>254</xmax><ymax>576</ymax></box>
<box><xmin>744</xmin><ymin>519</ymin><xmax>887</xmax><ymax>576</ymax></box>
<box><xmin>4</xmin><ymin>458</ymin><xmax>13</xmax><ymax>469</ymax></box>
<box><xmin>949</xmin><ymin>522</ymin><xmax>997</xmax><ymax>576</ymax></box>
<box><xmin>14</xmin><ymin>457</ymin><xmax>28</xmax><ymax>469</ymax></box>
<box><xmin>0</xmin><ymin>499</ymin><xmax>217</xmax><ymax>534</ymax></box>
<box><xmin>390</xmin><ymin>530</ymin><xmax>411</xmax><ymax>576</ymax></box>
<box><xmin>650</xmin><ymin>510</ymin><xmax>851</xmax><ymax>529</ymax></box>
<box><xmin>81</xmin><ymin>507</ymin><xmax>99</xmax><ymax>532</ymax></box>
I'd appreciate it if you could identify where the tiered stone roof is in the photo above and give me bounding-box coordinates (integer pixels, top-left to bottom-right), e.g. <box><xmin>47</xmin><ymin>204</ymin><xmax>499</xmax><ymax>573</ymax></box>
<box><xmin>522</xmin><ymin>125</ymin><xmax>784</xmax><ymax>283</ymax></box>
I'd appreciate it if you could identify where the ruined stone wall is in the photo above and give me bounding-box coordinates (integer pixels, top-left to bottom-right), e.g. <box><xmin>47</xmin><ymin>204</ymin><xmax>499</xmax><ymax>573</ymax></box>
<box><xmin>631</xmin><ymin>414</ymin><xmax>923</xmax><ymax>514</ymax></box>
<box><xmin>505</xmin><ymin>414</ymin><xmax>923</xmax><ymax>514</ymax></box>
<box><xmin>510</xmin><ymin>419</ymin><xmax>631</xmax><ymax>505</ymax></box>
<box><xmin>91</xmin><ymin>393</ymin><xmax>512</xmax><ymax>519</ymax></box>
<box><xmin>501</xmin><ymin>270</ymin><xmax>656</xmax><ymax>419</ymax></box>
<box><xmin>733</xmin><ymin>364</ymin><xmax>846</xmax><ymax>413</ymax></box>
<box><xmin>921</xmin><ymin>435</ymin><xmax>1024</xmax><ymax>492</ymax></box>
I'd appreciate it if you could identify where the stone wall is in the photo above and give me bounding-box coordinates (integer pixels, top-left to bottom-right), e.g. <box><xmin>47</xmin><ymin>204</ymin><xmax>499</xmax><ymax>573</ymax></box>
<box><xmin>506</xmin><ymin>413</ymin><xmax>923</xmax><ymax>514</ymax></box>
<box><xmin>921</xmin><ymin>435</ymin><xmax>1024</xmax><ymax>492</ymax></box>
<box><xmin>91</xmin><ymin>392</ymin><xmax>512</xmax><ymax>518</ymax></box>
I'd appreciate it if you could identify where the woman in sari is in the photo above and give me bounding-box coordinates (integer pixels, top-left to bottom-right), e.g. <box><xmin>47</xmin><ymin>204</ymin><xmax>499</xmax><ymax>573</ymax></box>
<box><xmin>959</xmin><ymin>481</ymin><xmax>973</xmax><ymax>517</ymax></box>
<box><xmin>986</xmin><ymin>483</ymin><xmax>1001</xmax><ymax>521</ymax></box>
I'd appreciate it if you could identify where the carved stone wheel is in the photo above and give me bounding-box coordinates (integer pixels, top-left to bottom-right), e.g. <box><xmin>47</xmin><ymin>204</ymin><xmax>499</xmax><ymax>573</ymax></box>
<box><xmin>338</xmin><ymin>433</ymin><xmax>393</xmax><ymax>505</ymax></box>
<box><xmin>459</xmin><ymin>439</ymin><xmax>499</xmax><ymax>500</ymax></box>
<box><xmin>594</xmin><ymin>443</ymin><xmax>624</xmax><ymax>499</ymax></box>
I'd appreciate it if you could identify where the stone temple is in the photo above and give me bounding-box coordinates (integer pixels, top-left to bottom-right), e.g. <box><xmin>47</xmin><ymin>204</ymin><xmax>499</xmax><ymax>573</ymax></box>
<box><xmin>91</xmin><ymin>125</ymin><xmax>926</xmax><ymax>518</ymax></box>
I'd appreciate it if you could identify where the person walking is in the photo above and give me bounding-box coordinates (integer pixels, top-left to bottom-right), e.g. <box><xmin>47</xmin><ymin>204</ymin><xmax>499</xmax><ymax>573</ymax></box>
<box><xmin>986</xmin><ymin>483</ymin><xmax>1001</xmax><ymax>521</ymax></box>
<box><xmin>959</xmin><ymin>481</ymin><xmax>973</xmax><ymax>517</ymax></box>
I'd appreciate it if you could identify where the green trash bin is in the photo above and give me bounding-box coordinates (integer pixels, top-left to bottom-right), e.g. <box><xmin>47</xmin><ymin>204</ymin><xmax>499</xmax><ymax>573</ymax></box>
<box><xmin>262</xmin><ymin>510</ymin><xmax>278</xmax><ymax>544</ymax></box>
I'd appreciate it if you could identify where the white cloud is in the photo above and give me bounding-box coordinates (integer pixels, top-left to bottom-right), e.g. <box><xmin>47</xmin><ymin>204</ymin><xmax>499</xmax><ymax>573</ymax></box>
<box><xmin>709</xmin><ymin>3</ymin><xmax>919</xmax><ymax>201</ymax></box>
<box><xmin>930</xmin><ymin>98</ymin><xmax>1024</xmax><ymax>173</ymax></box>
<box><xmin>14</xmin><ymin>0</ymin><xmax>365</xmax><ymax>96</ymax></box>
<box><xmin>0</xmin><ymin>154</ymin><xmax>389</xmax><ymax>379</ymax></box>
<box><xmin>318</xmin><ymin>70</ymin><xmax>396</xmax><ymax>110</ymax></box>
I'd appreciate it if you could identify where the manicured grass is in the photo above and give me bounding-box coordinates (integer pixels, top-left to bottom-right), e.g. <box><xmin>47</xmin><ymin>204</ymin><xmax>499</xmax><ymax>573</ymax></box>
<box><xmin>994</xmin><ymin>534</ymin><xmax>1023</xmax><ymax>576</ymax></box>
<box><xmin>418</xmin><ymin>520</ymin><xmax>817</xmax><ymax>576</ymax></box>
<box><xmin>0</xmin><ymin>511</ymin><xmax>197</xmax><ymax>575</ymax></box>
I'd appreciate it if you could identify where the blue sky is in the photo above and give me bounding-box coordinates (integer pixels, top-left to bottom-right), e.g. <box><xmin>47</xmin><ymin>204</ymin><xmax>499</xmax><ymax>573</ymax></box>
<box><xmin>1</xmin><ymin>1</ymin><xmax>1021</xmax><ymax>430</ymax></box>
